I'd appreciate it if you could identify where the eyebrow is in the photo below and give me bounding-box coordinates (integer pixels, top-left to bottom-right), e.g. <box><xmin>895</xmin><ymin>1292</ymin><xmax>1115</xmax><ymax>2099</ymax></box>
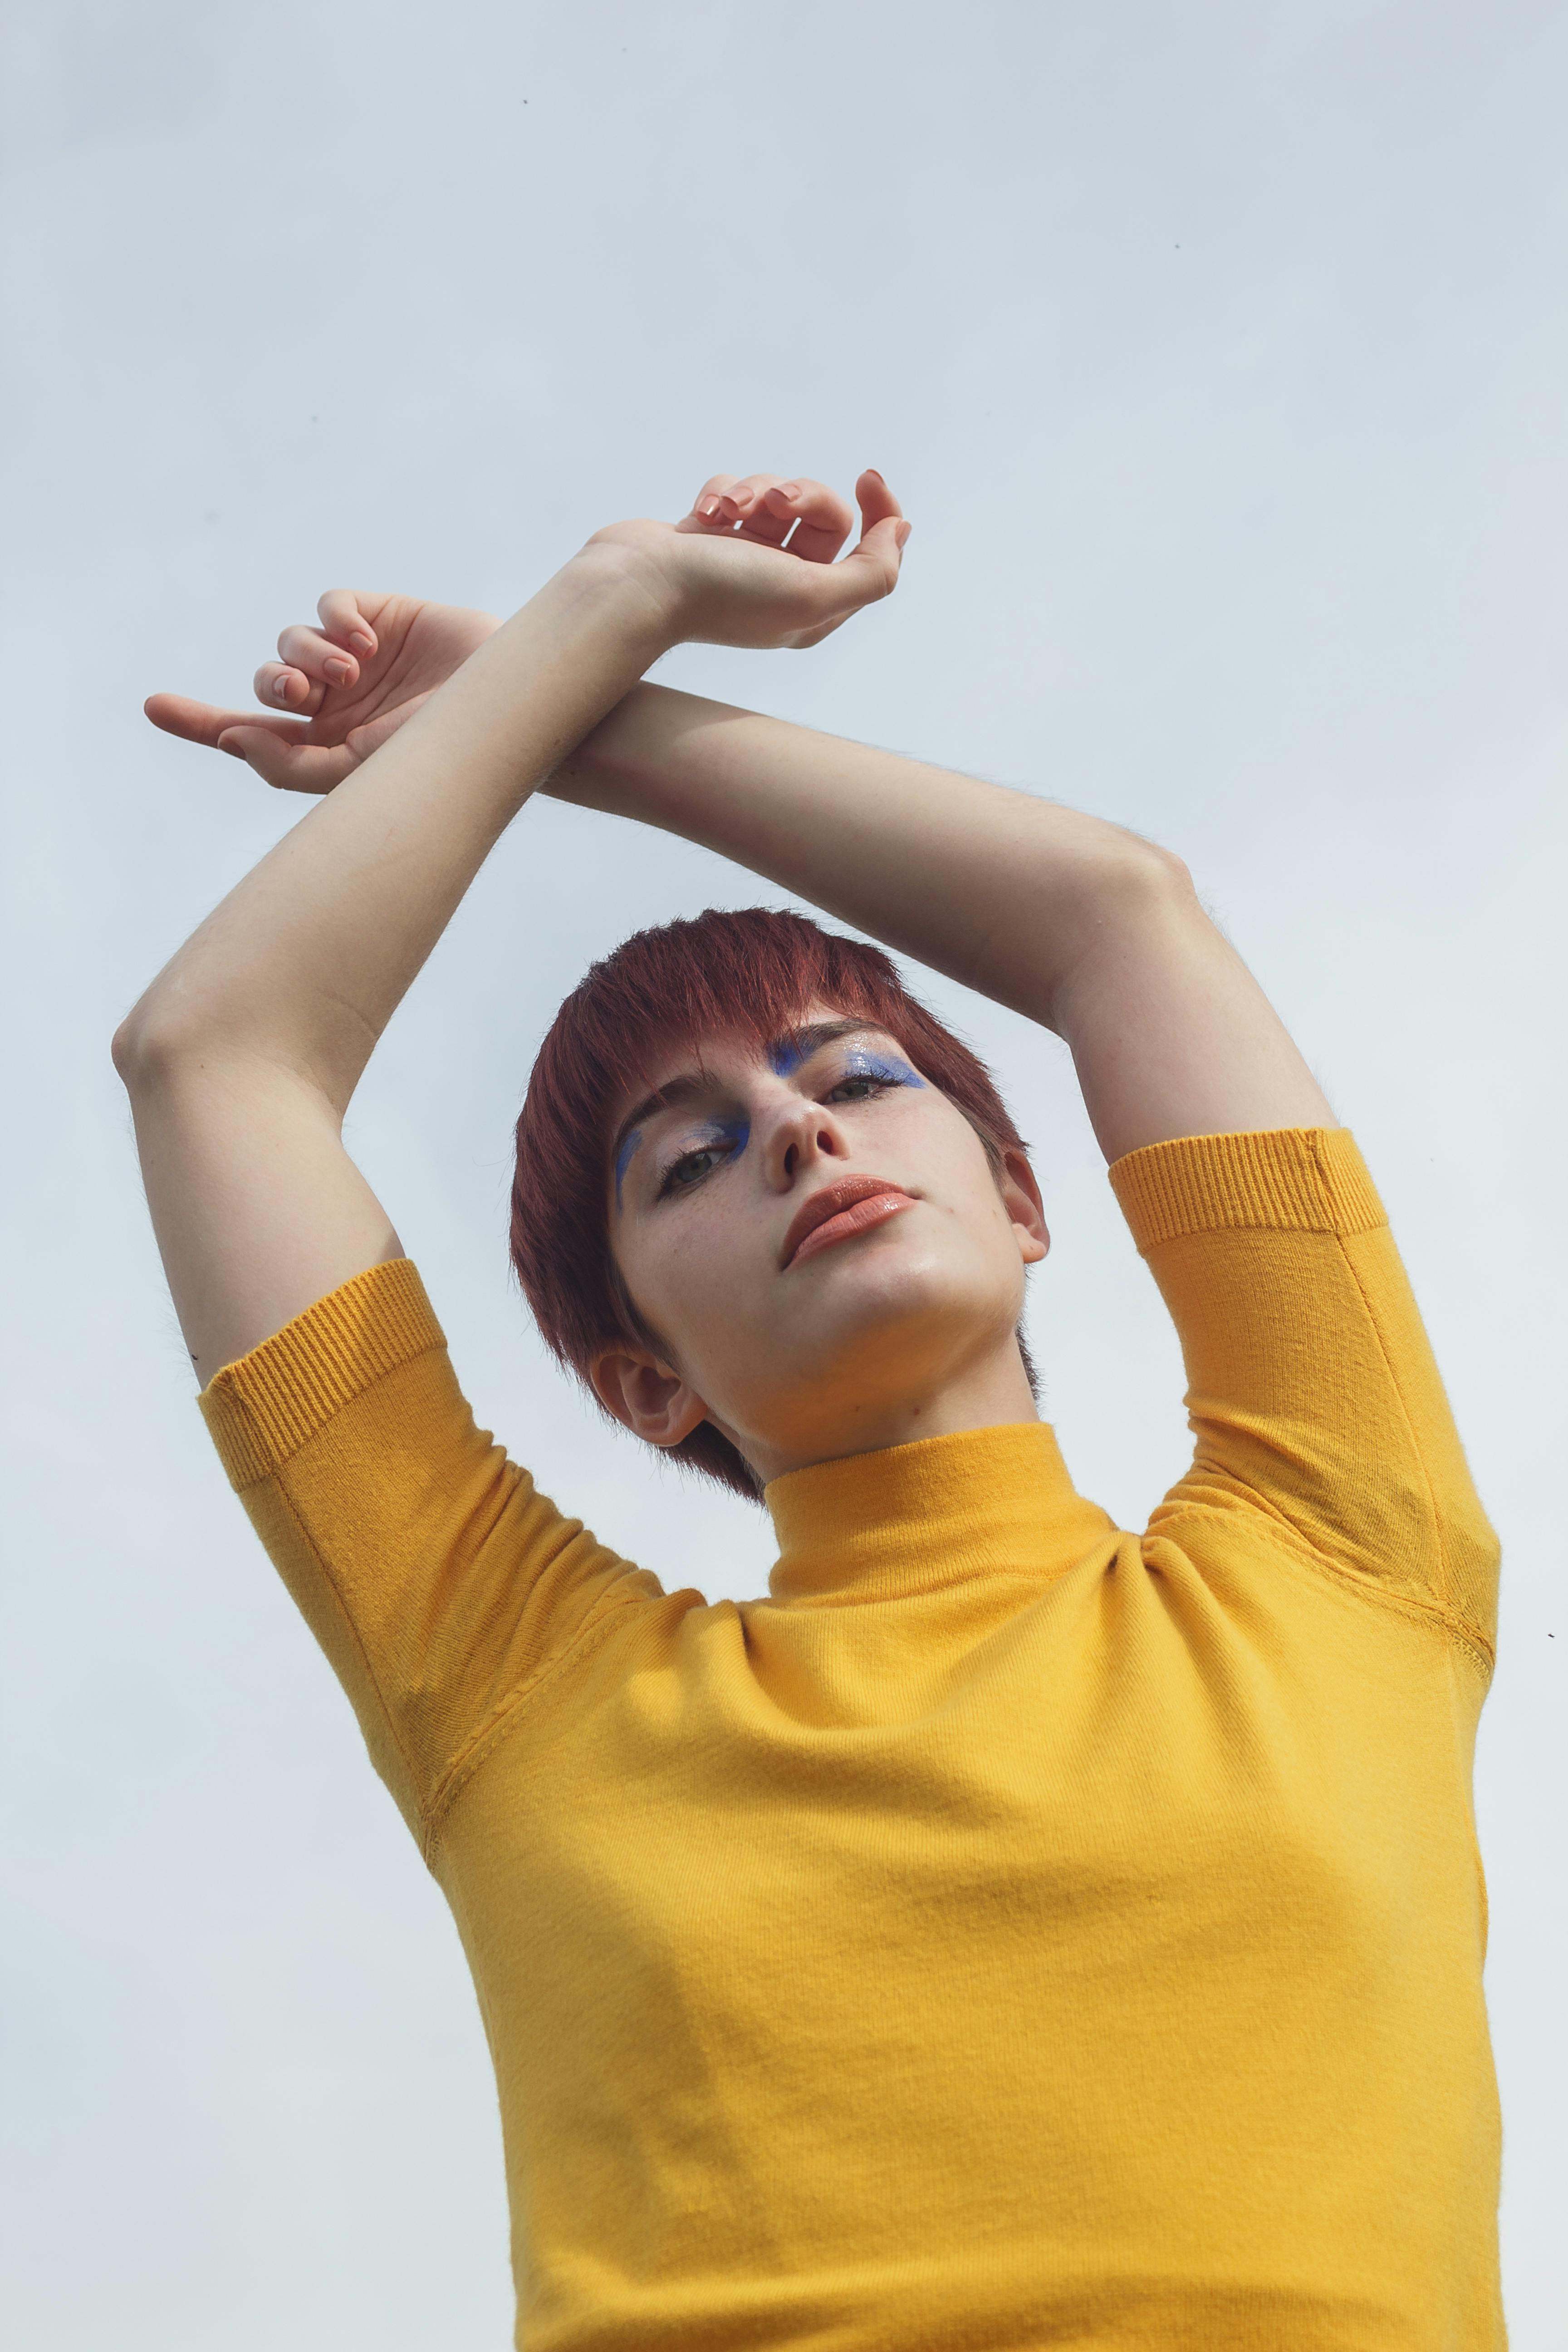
<box><xmin>607</xmin><ymin>1019</ymin><xmax>884</xmax><ymax>1177</ymax></box>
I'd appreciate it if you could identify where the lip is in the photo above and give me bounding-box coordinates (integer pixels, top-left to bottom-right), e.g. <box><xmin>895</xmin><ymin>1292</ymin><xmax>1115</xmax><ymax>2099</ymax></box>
<box><xmin>779</xmin><ymin>1175</ymin><xmax>917</xmax><ymax>1269</ymax></box>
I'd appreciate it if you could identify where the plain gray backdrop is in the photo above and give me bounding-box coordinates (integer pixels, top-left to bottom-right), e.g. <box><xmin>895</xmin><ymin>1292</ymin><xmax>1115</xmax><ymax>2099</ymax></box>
<box><xmin>3</xmin><ymin>3</ymin><xmax>1563</xmax><ymax>2344</ymax></box>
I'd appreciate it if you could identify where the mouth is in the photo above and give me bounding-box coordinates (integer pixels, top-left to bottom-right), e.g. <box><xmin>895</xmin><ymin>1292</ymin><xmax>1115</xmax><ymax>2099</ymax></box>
<box><xmin>780</xmin><ymin>1175</ymin><xmax>917</xmax><ymax>1269</ymax></box>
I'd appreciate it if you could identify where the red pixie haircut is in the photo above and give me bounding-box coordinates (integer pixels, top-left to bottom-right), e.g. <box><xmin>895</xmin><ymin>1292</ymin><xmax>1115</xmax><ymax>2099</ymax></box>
<box><xmin>510</xmin><ymin>907</ymin><xmax>1031</xmax><ymax>1500</ymax></box>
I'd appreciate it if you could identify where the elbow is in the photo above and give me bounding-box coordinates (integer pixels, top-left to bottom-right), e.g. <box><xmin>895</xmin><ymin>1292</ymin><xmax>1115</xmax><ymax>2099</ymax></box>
<box><xmin>1129</xmin><ymin>833</ymin><xmax>1196</xmax><ymax>899</ymax></box>
<box><xmin>111</xmin><ymin>1005</ymin><xmax>150</xmax><ymax>1088</ymax></box>
<box><xmin>113</xmin><ymin>998</ymin><xmax>334</xmax><ymax>1109</ymax></box>
<box><xmin>111</xmin><ymin>996</ymin><xmax>210</xmax><ymax>1092</ymax></box>
<box><xmin>111</xmin><ymin>1005</ymin><xmax>164</xmax><ymax>1092</ymax></box>
<box><xmin>1100</xmin><ymin>831</ymin><xmax>1198</xmax><ymax>919</ymax></box>
<box><xmin>1156</xmin><ymin>842</ymin><xmax>1195</xmax><ymax>897</ymax></box>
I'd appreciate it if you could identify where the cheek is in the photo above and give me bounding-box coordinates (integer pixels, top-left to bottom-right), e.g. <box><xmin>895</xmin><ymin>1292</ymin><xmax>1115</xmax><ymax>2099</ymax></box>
<box><xmin>617</xmin><ymin>1198</ymin><xmax>769</xmax><ymax>1359</ymax></box>
<box><xmin>888</xmin><ymin>1098</ymin><xmax>1003</xmax><ymax>1211</ymax></box>
<box><xmin>908</xmin><ymin>1131</ymin><xmax>1024</xmax><ymax>1276</ymax></box>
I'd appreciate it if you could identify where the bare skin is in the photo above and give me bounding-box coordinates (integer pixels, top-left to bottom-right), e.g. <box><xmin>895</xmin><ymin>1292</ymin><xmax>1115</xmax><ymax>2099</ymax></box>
<box><xmin>124</xmin><ymin>466</ymin><xmax>1333</xmax><ymax>1475</ymax></box>
<box><xmin>591</xmin><ymin>1010</ymin><xmax>1049</xmax><ymax>1485</ymax></box>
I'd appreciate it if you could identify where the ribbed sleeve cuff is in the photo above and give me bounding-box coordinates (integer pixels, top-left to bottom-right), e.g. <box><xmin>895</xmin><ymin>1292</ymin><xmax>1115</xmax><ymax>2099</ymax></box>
<box><xmin>1108</xmin><ymin>1128</ymin><xmax>1386</xmax><ymax>1254</ymax></box>
<box><xmin>198</xmin><ymin>1259</ymin><xmax>445</xmax><ymax>1490</ymax></box>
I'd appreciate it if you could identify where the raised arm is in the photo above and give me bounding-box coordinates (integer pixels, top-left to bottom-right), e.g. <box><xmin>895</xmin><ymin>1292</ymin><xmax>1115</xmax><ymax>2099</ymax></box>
<box><xmin>137</xmin><ymin>458</ymin><xmax>1331</xmax><ymax>1384</ymax></box>
<box><xmin>118</xmin><ymin>473</ymin><xmax>907</xmax><ymax>1386</ymax></box>
<box><xmin>549</xmin><ymin>678</ymin><xmax>1333</xmax><ymax>1166</ymax></box>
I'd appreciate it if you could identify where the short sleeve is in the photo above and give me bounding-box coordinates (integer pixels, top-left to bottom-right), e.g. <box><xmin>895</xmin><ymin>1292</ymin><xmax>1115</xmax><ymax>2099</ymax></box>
<box><xmin>199</xmin><ymin>1259</ymin><xmax>658</xmax><ymax>1848</ymax></box>
<box><xmin>1109</xmin><ymin>1129</ymin><xmax>1498</xmax><ymax>1658</ymax></box>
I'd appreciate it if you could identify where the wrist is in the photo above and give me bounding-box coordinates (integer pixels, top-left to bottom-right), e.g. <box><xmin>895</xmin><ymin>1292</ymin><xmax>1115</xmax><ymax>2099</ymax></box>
<box><xmin>564</xmin><ymin>537</ymin><xmax>689</xmax><ymax>657</ymax></box>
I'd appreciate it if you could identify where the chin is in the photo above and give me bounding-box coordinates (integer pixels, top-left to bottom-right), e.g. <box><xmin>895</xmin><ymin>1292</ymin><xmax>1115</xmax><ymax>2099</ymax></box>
<box><xmin>764</xmin><ymin>1242</ymin><xmax>1017</xmax><ymax>1402</ymax></box>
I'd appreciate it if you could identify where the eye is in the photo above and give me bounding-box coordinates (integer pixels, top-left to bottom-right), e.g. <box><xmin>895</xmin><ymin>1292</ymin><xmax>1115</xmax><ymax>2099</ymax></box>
<box><xmin>657</xmin><ymin>1133</ymin><xmax>743</xmax><ymax>1197</ymax></box>
<box><xmin>825</xmin><ymin>1051</ymin><xmax>920</xmax><ymax>1103</ymax></box>
<box><xmin>662</xmin><ymin>1148</ymin><xmax>720</xmax><ymax>1193</ymax></box>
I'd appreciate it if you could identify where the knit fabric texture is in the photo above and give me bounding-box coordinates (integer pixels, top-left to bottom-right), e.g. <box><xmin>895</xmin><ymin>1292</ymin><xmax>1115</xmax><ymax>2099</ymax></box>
<box><xmin>200</xmin><ymin>1127</ymin><xmax>1504</xmax><ymax>2350</ymax></box>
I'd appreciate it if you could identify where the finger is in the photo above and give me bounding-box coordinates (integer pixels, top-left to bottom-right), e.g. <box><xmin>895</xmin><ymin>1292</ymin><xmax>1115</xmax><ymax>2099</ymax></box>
<box><xmin>790</xmin><ymin>513</ymin><xmax>911</xmax><ymax>642</ymax></box>
<box><xmin>145</xmin><ymin>692</ymin><xmax>311</xmax><ymax>750</ymax></box>
<box><xmin>215</xmin><ymin>725</ymin><xmax>358</xmax><ymax>795</ymax></box>
<box><xmin>679</xmin><ymin>471</ymin><xmax>799</xmax><ymax>546</ymax></box>
<box><xmin>760</xmin><ymin>476</ymin><xmax>856</xmax><ymax>565</ymax></box>
<box><xmin>277</xmin><ymin>623</ymin><xmax>362</xmax><ymax>691</ymax></box>
<box><xmin>846</xmin><ymin>510</ymin><xmax>911</xmax><ymax>598</ymax></box>
<box><xmin>316</xmin><ymin>589</ymin><xmax>378</xmax><ymax>658</ymax></box>
<box><xmin>854</xmin><ymin>467</ymin><xmax>905</xmax><ymax>532</ymax></box>
<box><xmin>680</xmin><ymin>474</ymin><xmax>742</xmax><ymax>532</ymax></box>
<box><xmin>255</xmin><ymin>661</ymin><xmax>325</xmax><ymax>716</ymax></box>
<box><xmin>715</xmin><ymin>472</ymin><xmax>800</xmax><ymax>548</ymax></box>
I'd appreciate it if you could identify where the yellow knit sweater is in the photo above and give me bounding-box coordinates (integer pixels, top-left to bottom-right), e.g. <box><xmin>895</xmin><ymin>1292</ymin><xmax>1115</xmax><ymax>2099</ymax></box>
<box><xmin>200</xmin><ymin>1127</ymin><xmax>1503</xmax><ymax>2350</ymax></box>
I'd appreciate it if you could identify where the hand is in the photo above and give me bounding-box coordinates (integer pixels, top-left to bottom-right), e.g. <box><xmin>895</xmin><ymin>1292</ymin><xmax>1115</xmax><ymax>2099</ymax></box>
<box><xmin>592</xmin><ymin>467</ymin><xmax>910</xmax><ymax>651</ymax></box>
<box><xmin>144</xmin><ymin>593</ymin><xmax>500</xmax><ymax>794</ymax></box>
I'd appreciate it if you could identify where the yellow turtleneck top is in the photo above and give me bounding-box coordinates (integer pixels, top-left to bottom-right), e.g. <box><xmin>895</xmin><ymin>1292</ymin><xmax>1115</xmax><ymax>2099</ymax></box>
<box><xmin>199</xmin><ymin>1128</ymin><xmax>1504</xmax><ymax>2350</ymax></box>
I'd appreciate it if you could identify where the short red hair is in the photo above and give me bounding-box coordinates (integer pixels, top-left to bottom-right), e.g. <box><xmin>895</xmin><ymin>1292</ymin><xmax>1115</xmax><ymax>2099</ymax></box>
<box><xmin>510</xmin><ymin>907</ymin><xmax>1032</xmax><ymax>1499</ymax></box>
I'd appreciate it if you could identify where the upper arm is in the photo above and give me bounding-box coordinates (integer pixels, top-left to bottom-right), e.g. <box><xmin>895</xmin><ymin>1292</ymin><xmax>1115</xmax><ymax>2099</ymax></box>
<box><xmin>114</xmin><ymin>1027</ymin><xmax>402</xmax><ymax>1387</ymax></box>
<box><xmin>1054</xmin><ymin>858</ymin><xmax>1336</xmax><ymax>1165</ymax></box>
<box><xmin>1113</xmin><ymin>1127</ymin><xmax>1499</xmax><ymax>1648</ymax></box>
<box><xmin>201</xmin><ymin>1261</ymin><xmax>655</xmax><ymax>1842</ymax></box>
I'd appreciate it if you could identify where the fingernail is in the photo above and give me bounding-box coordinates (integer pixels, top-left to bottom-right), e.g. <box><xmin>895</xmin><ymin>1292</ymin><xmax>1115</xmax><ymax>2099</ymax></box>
<box><xmin>349</xmin><ymin>631</ymin><xmax>375</xmax><ymax>655</ymax></box>
<box><xmin>324</xmin><ymin>658</ymin><xmax>353</xmax><ymax>685</ymax></box>
<box><xmin>895</xmin><ymin>521</ymin><xmax>912</xmax><ymax>549</ymax></box>
<box><xmin>217</xmin><ymin>735</ymin><xmax>245</xmax><ymax>759</ymax></box>
<box><xmin>778</xmin><ymin>482</ymin><xmax>800</xmax><ymax>500</ymax></box>
<box><xmin>865</xmin><ymin>468</ymin><xmax>886</xmax><ymax>484</ymax></box>
<box><xmin>275</xmin><ymin>675</ymin><xmax>293</xmax><ymax>702</ymax></box>
<box><xmin>728</xmin><ymin>486</ymin><xmax>754</xmax><ymax>508</ymax></box>
<box><xmin>697</xmin><ymin>497</ymin><xmax>721</xmax><ymax>518</ymax></box>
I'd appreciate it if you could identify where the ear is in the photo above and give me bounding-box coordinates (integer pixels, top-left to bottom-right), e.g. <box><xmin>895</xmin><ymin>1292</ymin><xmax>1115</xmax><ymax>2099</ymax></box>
<box><xmin>589</xmin><ymin>1346</ymin><xmax>711</xmax><ymax>1449</ymax></box>
<box><xmin>1000</xmin><ymin>1148</ymin><xmax>1050</xmax><ymax>1266</ymax></box>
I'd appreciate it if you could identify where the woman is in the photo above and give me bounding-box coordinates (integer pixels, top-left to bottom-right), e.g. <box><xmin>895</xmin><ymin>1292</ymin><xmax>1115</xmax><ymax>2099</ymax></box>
<box><xmin>119</xmin><ymin>470</ymin><xmax>1503</xmax><ymax>2348</ymax></box>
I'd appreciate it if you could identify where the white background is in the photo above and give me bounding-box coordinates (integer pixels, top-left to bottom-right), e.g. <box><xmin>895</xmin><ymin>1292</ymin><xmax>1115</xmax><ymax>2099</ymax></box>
<box><xmin>3</xmin><ymin>3</ymin><xmax>1563</xmax><ymax>2344</ymax></box>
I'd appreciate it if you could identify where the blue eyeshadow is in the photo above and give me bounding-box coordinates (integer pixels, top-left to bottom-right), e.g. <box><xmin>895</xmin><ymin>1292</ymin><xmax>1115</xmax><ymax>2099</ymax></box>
<box><xmin>768</xmin><ymin>1033</ymin><xmax>926</xmax><ymax>1088</ymax></box>
<box><xmin>695</xmin><ymin>1115</ymin><xmax>751</xmax><ymax>1157</ymax></box>
<box><xmin>839</xmin><ymin>1048</ymin><xmax>924</xmax><ymax>1088</ymax></box>
<box><xmin>613</xmin><ymin>1127</ymin><xmax>643</xmax><ymax>1212</ymax></box>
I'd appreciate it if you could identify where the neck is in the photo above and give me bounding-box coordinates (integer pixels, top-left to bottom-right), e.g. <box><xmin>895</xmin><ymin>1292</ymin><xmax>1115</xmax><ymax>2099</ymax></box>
<box><xmin>723</xmin><ymin>1335</ymin><xmax>1041</xmax><ymax>1489</ymax></box>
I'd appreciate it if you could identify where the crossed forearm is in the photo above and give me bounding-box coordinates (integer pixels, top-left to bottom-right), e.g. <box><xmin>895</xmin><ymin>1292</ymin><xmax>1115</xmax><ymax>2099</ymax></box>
<box><xmin>122</xmin><ymin>544</ymin><xmax>1331</xmax><ymax>1172</ymax></box>
<box><xmin>130</xmin><ymin>473</ymin><xmax>1316</xmax><ymax>1383</ymax></box>
<box><xmin>554</xmin><ymin>683</ymin><xmax>1333</xmax><ymax>1159</ymax></box>
<box><xmin>553</xmin><ymin>683</ymin><xmax>1179</xmax><ymax>1037</ymax></box>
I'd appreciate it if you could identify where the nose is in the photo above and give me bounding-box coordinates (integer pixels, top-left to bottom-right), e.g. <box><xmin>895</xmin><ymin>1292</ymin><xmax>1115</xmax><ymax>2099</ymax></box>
<box><xmin>763</xmin><ymin>1092</ymin><xmax>852</xmax><ymax>1191</ymax></box>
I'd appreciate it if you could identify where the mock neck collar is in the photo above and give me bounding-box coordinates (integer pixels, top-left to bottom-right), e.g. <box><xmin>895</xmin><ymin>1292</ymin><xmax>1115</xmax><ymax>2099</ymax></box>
<box><xmin>764</xmin><ymin>1422</ymin><xmax>1113</xmax><ymax>1605</ymax></box>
